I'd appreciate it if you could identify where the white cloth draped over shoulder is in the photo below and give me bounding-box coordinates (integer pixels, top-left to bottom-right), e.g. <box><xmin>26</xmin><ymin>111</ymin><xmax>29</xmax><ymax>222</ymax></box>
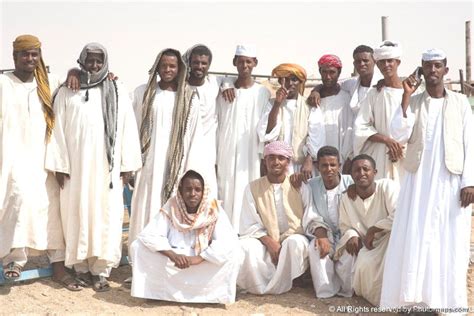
<box><xmin>130</xmin><ymin>200</ymin><xmax>241</xmax><ymax>304</ymax></box>
<box><xmin>128</xmin><ymin>85</ymin><xmax>208</xmax><ymax>257</ymax></box>
<box><xmin>354</xmin><ymin>87</ymin><xmax>405</xmax><ymax>185</ymax></box>
<box><xmin>0</xmin><ymin>72</ymin><xmax>64</xmax><ymax>258</ymax></box>
<box><xmin>216</xmin><ymin>81</ymin><xmax>270</xmax><ymax>231</ymax></box>
<box><xmin>381</xmin><ymin>93</ymin><xmax>474</xmax><ymax>309</ymax></box>
<box><xmin>336</xmin><ymin>179</ymin><xmax>398</xmax><ymax>306</ymax></box>
<box><xmin>45</xmin><ymin>82</ymin><xmax>142</xmax><ymax>268</ymax></box>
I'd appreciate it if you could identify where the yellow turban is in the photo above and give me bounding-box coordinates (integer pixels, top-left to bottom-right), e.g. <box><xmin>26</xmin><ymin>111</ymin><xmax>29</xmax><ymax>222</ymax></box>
<box><xmin>13</xmin><ymin>35</ymin><xmax>54</xmax><ymax>141</ymax></box>
<box><xmin>271</xmin><ymin>63</ymin><xmax>307</xmax><ymax>95</ymax></box>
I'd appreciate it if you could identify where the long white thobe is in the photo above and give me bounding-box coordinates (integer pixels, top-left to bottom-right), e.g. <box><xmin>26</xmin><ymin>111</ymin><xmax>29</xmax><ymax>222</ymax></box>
<box><xmin>340</xmin><ymin>72</ymin><xmax>383</xmax><ymax>116</ymax></box>
<box><xmin>216</xmin><ymin>82</ymin><xmax>270</xmax><ymax>230</ymax></box>
<box><xmin>237</xmin><ymin>183</ymin><xmax>311</xmax><ymax>295</ymax></box>
<box><xmin>46</xmin><ymin>82</ymin><xmax>142</xmax><ymax>269</ymax></box>
<box><xmin>310</xmin><ymin>91</ymin><xmax>353</xmax><ymax>163</ymax></box>
<box><xmin>336</xmin><ymin>179</ymin><xmax>398</xmax><ymax>306</ymax></box>
<box><xmin>381</xmin><ymin>96</ymin><xmax>474</xmax><ymax>309</ymax></box>
<box><xmin>130</xmin><ymin>203</ymin><xmax>241</xmax><ymax>304</ymax></box>
<box><xmin>354</xmin><ymin>87</ymin><xmax>405</xmax><ymax>185</ymax></box>
<box><xmin>0</xmin><ymin>72</ymin><xmax>64</xmax><ymax>259</ymax></box>
<box><xmin>129</xmin><ymin>85</ymin><xmax>207</xmax><ymax>257</ymax></box>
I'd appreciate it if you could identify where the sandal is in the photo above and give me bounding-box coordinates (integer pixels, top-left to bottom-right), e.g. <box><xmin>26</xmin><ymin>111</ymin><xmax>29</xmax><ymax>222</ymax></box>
<box><xmin>74</xmin><ymin>272</ymin><xmax>92</xmax><ymax>287</ymax></box>
<box><xmin>53</xmin><ymin>273</ymin><xmax>83</xmax><ymax>292</ymax></box>
<box><xmin>92</xmin><ymin>275</ymin><xmax>111</xmax><ymax>292</ymax></box>
<box><xmin>3</xmin><ymin>262</ymin><xmax>23</xmax><ymax>281</ymax></box>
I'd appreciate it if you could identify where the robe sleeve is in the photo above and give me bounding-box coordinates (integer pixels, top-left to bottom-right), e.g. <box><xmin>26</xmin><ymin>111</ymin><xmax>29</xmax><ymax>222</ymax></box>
<box><xmin>334</xmin><ymin>194</ymin><xmax>360</xmax><ymax>259</ymax></box>
<box><xmin>215</xmin><ymin>75</ymin><xmax>235</xmax><ymax>92</ymax></box>
<box><xmin>200</xmin><ymin>207</ymin><xmax>240</xmax><ymax>265</ymax></box>
<box><xmin>340</xmin><ymin>102</ymin><xmax>355</xmax><ymax>161</ymax></box>
<box><xmin>390</xmin><ymin>104</ymin><xmax>415</xmax><ymax>144</ymax></box>
<box><xmin>45</xmin><ymin>87</ymin><xmax>70</xmax><ymax>174</ymax></box>
<box><xmin>137</xmin><ymin>209</ymin><xmax>173</xmax><ymax>252</ymax></box>
<box><xmin>239</xmin><ymin>185</ymin><xmax>268</xmax><ymax>239</ymax></box>
<box><xmin>257</xmin><ymin>99</ymin><xmax>282</xmax><ymax>143</ymax></box>
<box><xmin>301</xmin><ymin>183</ymin><xmax>330</xmax><ymax>238</ymax></box>
<box><xmin>132</xmin><ymin>85</ymin><xmax>145</xmax><ymax>130</ymax></box>
<box><xmin>354</xmin><ymin>89</ymin><xmax>378</xmax><ymax>155</ymax></box>
<box><xmin>305</xmin><ymin>107</ymin><xmax>326</xmax><ymax>159</ymax></box>
<box><xmin>118</xmin><ymin>84</ymin><xmax>142</xmax><ymax>172</ymax></box>
<box><xmin>374</xmin><ymin>179</ymin><xmax>399</xmax><ymax>231</ymax></box>
<box><xmin>461</xmin><ymin>98</ymin><xmax>474</xmax><ymax>188</ymax></box>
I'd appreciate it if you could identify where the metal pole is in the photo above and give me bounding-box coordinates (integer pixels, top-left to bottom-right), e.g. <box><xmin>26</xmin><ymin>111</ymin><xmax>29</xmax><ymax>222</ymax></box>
<box><xmin>382</xmin><ymin>16</ymin><xmax>389</xmax><ymax>41</ymax></box>
<box><xmin>466</xmin><ymin>21</ymin><xmax>471</xmax><ymax>84</ymax></box>
<box><xmin>460</xmin><ymin>69</ymin><xmax>465</xmax><ymax>94</ymax></box>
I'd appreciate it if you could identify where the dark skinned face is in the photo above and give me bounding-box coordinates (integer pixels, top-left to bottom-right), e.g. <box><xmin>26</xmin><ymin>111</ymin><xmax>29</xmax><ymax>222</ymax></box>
<box><xmin>158</xmin><ymin>55</ymin><xmax>179</xmax><ymax>83</ymax></box>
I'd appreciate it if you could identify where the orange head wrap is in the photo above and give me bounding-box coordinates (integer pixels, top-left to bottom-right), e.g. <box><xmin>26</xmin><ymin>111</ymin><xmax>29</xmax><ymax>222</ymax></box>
<box><xmin>13</xmin><ymin>35</ymin><xmax>54</xmax><ymax>142</ymax></box>
<box><xmin>271</xmin><ymin>63</ymin><xmax>307</xmax><ymax>95</ymax></box>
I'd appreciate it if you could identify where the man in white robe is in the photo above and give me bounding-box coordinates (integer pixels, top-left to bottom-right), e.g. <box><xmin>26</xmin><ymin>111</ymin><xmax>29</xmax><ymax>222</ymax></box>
<box><xmin>257</xmin><ymin>63</ymin><xmax>319</xmax><ymax>179</ymax></box>
<box><xmin>216</xmin><ymin>44</ymin><xmax>271</xmax><ymax>230</ymax></box>
<box><xmin>308</xmin><ymin>54</ymin><xmax>353</xmax><ymax>173</ymax></box>
<box><xmin>238</xmin><ymin>141</ymin><xmax>310</xmax><ymax>295</ymax></box>
<box><xmin>131</xmin><ymin>170</ymin><xmax>240</xmax><ymax>304</ymax></box>
<box><xmin>335</xmin><ymin>154</ymin><xmax>398</xmax><ymax>306</ymax></box>
<box><xmin>129</xmin><ymin>49</ymin><xmax>207</xmax><ymax>263</ymax></box>
<box><xmin>301</xmin><ymin>146</ymin><xmax>354</xmax><ymax>298</ymax></box>
<box><xmin>380</xmin><ymin>49</ymin><xmax>474</xmax><ymax>310</ymax></box>
<box><xmin>354</xmin><ymin>41</ymin><xmax>406</xmax><ymax>185</ymax></box>
<box><xmin>46</xmin><ymin>43</ymin><xmax>142</xmax><ymax>291</ymax></box>
<box><xmin>0</xmin><ymin>34</ymin><xmax>75</xmax><ymax>289</ymax></box>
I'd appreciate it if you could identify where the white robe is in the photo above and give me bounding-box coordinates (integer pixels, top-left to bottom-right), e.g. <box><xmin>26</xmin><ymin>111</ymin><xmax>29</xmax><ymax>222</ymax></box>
<box><xmin>129</xmin><ymin>85</ymin><xmax>206</xmax><ymax>256</ymax></box>
<box><xmin>310</xmin><ymin>91</ymin><xmax>353</xmax><ymax>163</ymax></box>
<box><xmin>45</xmin><ymin>82</ymin><xmax>142</xmax><ymax>269</ymax></box>
<box><xmin>216</xmin><ymin>82</ymin><xmax>270</xmax><ymax>230</ymax></box>
<box><xmin>354</xmin><ymin>87</ymin><xmax>405</xmax><ymax>185</ymax></box>
<box><xmin>0</xmin><ymin>72</ymin><xmax>64</xmax><ymax>258</ymax></box>
<box><xmin>130</xmin><ymin>203</ymin><xmax>241</xmax><ymax>304</ymax></box>
<box><xmin>380</xmin><ymin>96</ymin><xmax>474</xmax><ymax>309</ymax></box>
<box><xmin>340</xmin><ymin>72</ymin><xmax>383</xmax><ymax>116</ymax></box>
<box><xmin>237</xmin><ymin>183</ymin><xmax>311</xmax><ymax>295</ymax></box>
<box><xmin>336</xmin><ymin>179</ymin><xmax>398</xmax><ymax>306</ymax></box>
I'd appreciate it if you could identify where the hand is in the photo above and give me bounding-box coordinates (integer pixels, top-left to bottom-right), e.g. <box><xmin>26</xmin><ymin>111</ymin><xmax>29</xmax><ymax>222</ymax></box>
<box><xmin>66</xmin><ymin>68</ymin><xmax>81</xmax><ymax>92</ymax></box>
<box><xmin>300</xmin><ymin>155</ymin><xmax>313</xmax><ymax>182</ymax></box>
<box><xmin>342</xmin><ymin>158</ymin><xmax>352</xmax><ymax>174</ymax></box>
<box><xmin>107</xmin><ymin>72</ymin><xmax>118</xmax><ymax>81</ymax></box>
<box><xmin>402</xmin><ymin>72</ymin><xmax>422</xmax><ymax>96</ymax></box>
<box><xmin>55</xmin><ymin>172</ymin><xmax>70</xmax><ymax>189</ymax></box>
<box><xmin>222</xmin><ymin>88</ymin><xmax>236</xmax><ymax>103</ymax></box>
<box><xmin>275</xmin><ymin>78</ymin><xmax>288</xmax><ymax>104</ymax></box>
<box><xmin>188</xmin><ymin>256</ymin><xmax>205</xmax><ymax>266</ymax></box>
<box><xmin>307</xmin><ymin>87</ymin><xmax>321</xmax><ymax>107</ymax></box>
<box><xmin>364</xmin><ymin>226</ymin><xmax>383</xmax><ymax>250</ymax></box>
<box><xmin>120</xmin><ymin>172</ymin><xmax>133</xmax><ymax>185</ymax></box>
<box><xmin>260</xmin><ymin>236</ymin><xmax>281</xmax><ymax>265</ymax></box>
<box><xmin>460</xmin><ymin>186</ymin><xmax>474</xmax><ymax>208</ymax></box>
<box><xmin>384</xmin><ymin>137</ymin><xmax>404</xmax><ymax>161</ymax></box>
<box><xmin>169</xmin><ymin>252</ymin><xmax>191</xmax><ymax>269</ymax></box>
<box><xmin>345</xmin><ymin>236</ymin><xmax>362</xmax><ymax>256</ymax></box>
<box><xmin>289</xmin><ymin>173</ymin><xmax>304</xmax><ymax>189</ymax></box>
<box><xmin>346</xmin><ymin>184</ymin><xmax>357</xmax><ymax>201</ymax></box>
<box><xmin>375</xmin><ymin>79</ymin><xmax>385</xmax><ymax>92</ymax></box>
<box><xmin>316</xmin><ymin>237</ymin><xmax>331</xmax><ymax>259</ymax></box>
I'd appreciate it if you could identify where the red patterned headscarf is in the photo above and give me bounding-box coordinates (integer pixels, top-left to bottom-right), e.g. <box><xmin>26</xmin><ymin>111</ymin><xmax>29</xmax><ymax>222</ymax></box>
<box><xmin>318</xmin><ymin>54</ymin><xmax>342</xmax><ymax>69</ymax></box>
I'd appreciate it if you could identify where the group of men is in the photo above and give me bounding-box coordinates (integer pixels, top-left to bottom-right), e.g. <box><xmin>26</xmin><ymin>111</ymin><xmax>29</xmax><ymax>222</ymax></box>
<box><xmin>1</xmin><ymin>33</ymin><xmax>473</xmax><ymax>312</ymax></box>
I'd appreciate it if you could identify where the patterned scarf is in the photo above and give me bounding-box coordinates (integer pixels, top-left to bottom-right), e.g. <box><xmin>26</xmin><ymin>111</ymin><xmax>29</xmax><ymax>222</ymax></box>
<box><xmin>160</xmin><ymin>182</ymin><xmax>219</xmax><ymax>254</ymax></box>
<box><xmin>77</xmin><ymin>43</ymin><xmax>118</xmax><ymax>174</ymax></box>
<box><xmin>140</xmin><ymin>48</ymin><xmax>195</xmax><ymax>202</ymax></box>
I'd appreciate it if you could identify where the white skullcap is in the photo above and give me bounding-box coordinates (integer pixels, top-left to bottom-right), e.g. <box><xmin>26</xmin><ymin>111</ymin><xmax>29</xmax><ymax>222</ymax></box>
<box><xmin>422</xmin><ymin>48</ymin><xmax>447</xmax><ymax>61</ymax></box>
<box><xmin>235</xmin><ymin>44</ymin><xmax>257</xmax><ymax>58</ymax></box>
<box><xmin>373</xmin><ymin>40</ymin><xmax>402</xmax><ymax>61</ymax></box>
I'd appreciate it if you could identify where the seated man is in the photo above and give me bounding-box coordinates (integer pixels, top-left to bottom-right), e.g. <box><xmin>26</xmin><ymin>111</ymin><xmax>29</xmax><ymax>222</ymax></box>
<box><xmin>130</xmin><ymin>170</ymin><xmax>240</xmax><ymax>304</ymax></box>
<box><xmin>335</xmin><ymin>154</ymin><xmax>398</xmax><ymax>306</ymax></box>
<box><xmin>302</xmin><ymin>146</ymin><xmax>354</xmax><ymax>298</ymax></box>
<box><xmin>238</xmin><ymin>141</ymin><xmax>310</xmax><ymax>295</ymax></box>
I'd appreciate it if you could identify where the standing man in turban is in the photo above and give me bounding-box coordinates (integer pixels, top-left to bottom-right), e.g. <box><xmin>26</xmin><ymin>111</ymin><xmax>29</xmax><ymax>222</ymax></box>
<box><xmin>258</xmin><ymin>63</ymin><xmax>323</xmax><ymax>180</ymax></box>
<box><xmin>309</xmin><ymin>54</ymin><xmax>353</xmax><ymax>173</ymax></box>
<box><xmin>0</xmin><ymin>35</ymin><xmax>78</xmax><ymax>289</ymax></box>
<box><xmin>381</xmin><ymin>49</ymin><xmax>474</xmax><ymax>310</ymax></box>
<box><xmin>238</xmin><ymin>140</ymin><xmax>311</xmax><ymax>294</ymax></box>
<box><xmin>354</xmin><ymin>41</ymin><xmax>406</xmax><ymax>185</ymax></box>
<box><xmin>46</xmin><ymin>43</ymin><xmax>142</xmax><ymax>291</ymax></box>
<box><xmin>216</xmin><ymin>44</ymin><xmax>270</xmax><ymax>231</ymax></box>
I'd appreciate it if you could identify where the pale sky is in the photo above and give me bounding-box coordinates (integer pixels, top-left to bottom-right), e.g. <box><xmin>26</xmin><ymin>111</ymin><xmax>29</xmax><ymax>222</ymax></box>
<box><xmin>1</xmin><ymin>0</ymin><xmax>473</xmax><ymax>91</ymax></box>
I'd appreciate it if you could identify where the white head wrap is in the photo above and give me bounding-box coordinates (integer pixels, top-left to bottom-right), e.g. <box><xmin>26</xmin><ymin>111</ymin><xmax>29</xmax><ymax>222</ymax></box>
<box><xmin>235</xmin><ymin>44</ymin><xmax>257</xmax><ymax>58</ymax></box>
<box><xmin>373</xmin><ymin>40</ymin><xmax>402</xmax><ymax>61</ymax></box>
<box><xmin>422</xmin><ymin>48</ymin><xmax>446</xmax><ymax>61</ymax></box>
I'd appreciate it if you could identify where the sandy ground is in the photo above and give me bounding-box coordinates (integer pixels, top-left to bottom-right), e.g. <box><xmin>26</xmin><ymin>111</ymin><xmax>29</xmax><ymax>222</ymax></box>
<box><xmin>1</xmin><ymin>212</ymin><xmax>473</xmax><ymax>315</ymax></box>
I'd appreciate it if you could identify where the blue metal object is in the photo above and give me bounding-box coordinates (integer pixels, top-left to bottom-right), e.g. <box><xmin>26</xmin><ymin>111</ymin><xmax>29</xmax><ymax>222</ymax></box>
<box><xmin>0</xmin><ymin>266</ymin><xmax>53</xmax><ymax>284</ymax></box>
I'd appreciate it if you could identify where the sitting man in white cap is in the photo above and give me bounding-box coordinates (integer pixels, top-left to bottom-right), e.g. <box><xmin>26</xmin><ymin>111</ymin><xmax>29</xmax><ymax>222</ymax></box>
<box><xmin>216</xmin><ymin>44</ymin><xmax>271</xmax><ymax>231</ymax></box>
<box><xmin>238</xmin><ymin>140</ymin><xmax>311</xmax><ymax>295</ymax></box>
<box><xmin>380</xmin><ymin>49</ymin><xmax>474</xmax><ymax>310</ymax></box>
<box><xmin>354</xmin><ymin>40</ymin><xmax>407</xmax><ymax>186</ymax></box>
